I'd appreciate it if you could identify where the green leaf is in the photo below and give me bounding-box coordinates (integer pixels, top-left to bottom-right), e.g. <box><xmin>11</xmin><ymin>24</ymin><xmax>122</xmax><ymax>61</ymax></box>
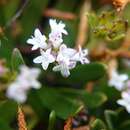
<box><xmin>0</xmin><ymin>100</ymin><xmax>17</xmax><ymax>130</ymax></box>
<box><xmin>66</xmin><ymin>63</ymin><xmax>106</xmax><ymax>86</ymax></box>
<box><xmin>0</xmin><ymin>4</ymin><xmax>6</xmax><ymax>25</ymax></box>
<box><xmin>91</xmin><ymin>119</ymin><xmax>107</xmax><ymax>130</ymax></box>
<box><xmin>28</xmin><ymin>90</ymin><xmax>49</xmax><ymax>119</ymax></box>
<box><xmin>0</xmin><ymin>36</ymin><xmax>14</xmax><ymax>65</ymax></box>
<box><xmin>58</xmin><ymin>88</ymin><xmax>107</xmax><ymax>108</ymax></box>
<box><xmin>11</xmin><ymin>48</ymin><xmax>25</xmax><ymax>71</ymax></box>
<box><xmin>37</xmin><ymin>87</ymin><xmax>83</xmax><ymax>119</ymax></box>
<box><xmin>0</xmin><ymin>119</ymin><xmax>13</xmax><ymax>130</ymax></box>
<box><xmin>0</xmin><ymin>100</ymin><xmax>17</xmax><ymax>123</ymax></box>
<box><xmin>119</xmin><ymin>120</ymin><xmax>130</xmax><ymax>130</ymax></box>
<box><xmin>54</xmin><ymin>63</ymin><xmax>106</xmax><ymax>86</ymax></box>
<box><xmin>104</xmin><ymin>110</ymin><xmax>118</xmax><ymax>130</ymax></box>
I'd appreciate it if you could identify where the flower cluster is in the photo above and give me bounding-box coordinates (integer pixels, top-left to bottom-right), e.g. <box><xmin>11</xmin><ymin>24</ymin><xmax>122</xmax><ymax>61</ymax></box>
<box><xmin>108</xmin><ymin>69</ymin><xmax>130</xmax><ymax>113</ymax></box>
<box><xmin>6</xmin><ymin>65</ymin><xmax>41</xmax><ymax>103</ymax></box>
<box><xmin>27</xmin><ymin>19</ymin><xmax>89</xmax><ymax>77</ymax></box>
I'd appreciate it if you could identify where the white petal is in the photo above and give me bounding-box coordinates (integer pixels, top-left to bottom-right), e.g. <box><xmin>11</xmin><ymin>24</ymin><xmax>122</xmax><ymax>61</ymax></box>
<box><xmin>32</xmin><ymin>45</ymin><xmax>39</xmax><ymax>50</ymax></box>
<box><xmin>6</xmin><ymin>83</ymin><xmax>27</xmax><ymax>103</ymax></box>
<box><xmin>27</xmin><ymin>38</ymin><xmax>36</xmax><ymax>45</ymax></box>
<box><xmin>31</xmin><ymin>80</ymin><xmax>41</xmax><ymax>89</ymax></box>
<box><xmin>49</xmin><ymin>19</ymin><xmax>57</xmax><ymax>30</ymax></box>
<box><xmin>46</xmin><ymin>49</ymin><xmax>55</xmax><ymax>63</ymax></box>
<box><xmin>46</xmin><ymin>48</ymin><xmax>51</xmax><ymax>54</ymax></box>
<box><xmin>126</xmin><ymin>106</ymin><xmax>130</xmax><ymax>113</ymax></box>
<box><xmin>60</xmin><ymin>44</ymin><xmax>67</xmax><ymax>51</ymax></box>
<box><xmin>82</xmin><ymin>49</ymin><xmax>88</xmax><ymax>56</ymax></box>
<box><xmin>81</xmin><ymin>58</ymin><xmax>90</xmax><ymax>64</ymax></box>
<box><xmin>122</xmin><ymin>92</ymin><xmax>130</xmax><ymax>100</ymax></box>
<box><xmin>68</xmin><ymin>61</ymin><xmax>76</xmax><ymax>69</ymax></box>
<box><xmin>34</xmin><ymin>28</ymin><xmax>42</xmax><ymax>38</ymax></box>
<box><xmin>53</xmin><ymin>65</ymin><xmax>61</xmax><ymax>72</ymax></box>
<box><xmin>61</xmin><ymin>67</ymin><xmax>70</xmax><ymax>77</ymax></box>
<box><xmin>15</xmin><ymin>93</ymin><xmax>27</xmax><ymax>103</ymax></box>
<box><xmin>117</xmin><ymin>99</ymin><xmax>127</xmax><ymax>106</ymax></box>
<box><xmin>30</xmin><ymin>68</ymin><xmax>41</xmax><ymax>77</ymax></box>
<box><xmin>49</xmin><ymin>56</ymin><xmax>55</xmax><ymax>63</ymax></box>
<box><xmin>42</xmin><ymin>62</ymin><xmax>49</xmax><ymax>70</ymax></box>
<box><xmin>120</xmin><ymin>74</ymin><xmax>128</xmax><ymax>81</ymax></box>
<box><xmin>61</xmin><ymin>29</ymin><xmax>68</xmax><ymax>35</ymax></box>
<box><xmin>33</xmin><ymin>56</ymin><xmax>43</xmax><ymax>63</ymax></box>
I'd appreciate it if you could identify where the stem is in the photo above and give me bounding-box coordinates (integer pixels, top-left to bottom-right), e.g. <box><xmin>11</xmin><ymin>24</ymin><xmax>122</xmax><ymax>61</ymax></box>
<box><xmin>5</xmin><ymin>0</ymin><xmax>29</xmax><ymax>29</ymax></box>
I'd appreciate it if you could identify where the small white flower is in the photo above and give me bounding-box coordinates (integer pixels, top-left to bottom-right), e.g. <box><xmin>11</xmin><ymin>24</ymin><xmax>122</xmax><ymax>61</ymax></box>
<box><xmin>49</xmin><ymin>19</ymin><xmax>68</xmax><ymax>48</ymax></box>
<box><xmin>56</xmin><ymin>44</ymin><xmax>77</xmax><ymax>68</ymax></box>
<box><xmin>53</xmin><ymin>44</ymin><xmax>76</xmax><ymax>77</ymax></box>
<box><xmin>33</xmin><ymin>48</ymin><xmax>55</xmax><ymax>70</ymax></box>
<box><xmin>27</xmin><ymin>28</ymin><xmax>48</xmax><ymax>50</ymax></box>
<box><xmin>72</xmin><ymin>46</ymin><xmax>89</xmax><ymax>64</ymax></box>
<box><xmin>53</xmin><ymin>60</ymin><xmax>76</xmax><ymax>77</ymax></box>
<box><xmin>49</xmin><ymin>32</ymin><xmax>63</xmax><ymax>48</ymax></box>
<box><xmin>117</xmin><ymin>91</ymin><xmax>130</xmax><ymax>113</ymax></box>
<box><xmin>6</xmin><ymin>83</ymin><xmax>27</xmax><ymax>103</ymax></box>
<box><xmin>18</xmin><ymin>65</ymin><xmax>41</xmax><ymax>89</ymax></box>
<box><xmin>6</xmin><ymin>65</ymin><xmax>41</xmax><ymax>103</ymax></box>
<box><xmin>49</xmin><ymin>19</ymin><xmax>68</xmax><ymax>35</ymax></box>
<box><xmin>58</xmin><ymin>44</ymin><xmax>77</xmax><ymax>58</ymax></box>
<box><xmin>108</xmin><ymin>70</ymin><xmax>128</xmax><ymax>91</ymax></box>
<box><xmin>53</xmin><ymin>63</ymin><xmax>70</xmax><ymax>77</ymax></box>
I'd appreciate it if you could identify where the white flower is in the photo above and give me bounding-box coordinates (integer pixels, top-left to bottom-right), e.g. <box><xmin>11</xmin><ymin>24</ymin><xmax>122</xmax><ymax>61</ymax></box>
<box><xmin>108</xmin><ymin>70</ymin><xmax>128</xmax><ymax>91</ymax></box>
<box><xmin>27</xmin><ymin>28</ymin><xmax>47</xmax><ymax>50</ymax></box>
<box><xmin>6</xmin><ymin>82</ymin><xmax>27</xmax><ymax>103</ymax></box>
<box><xmin>56</xmin><ymin>44</ymin><xmax>76</xmax><ymax>62</ymax></box>
<box><xmin>117</xmin><ymin>91</ymin><xmax>130</xmax><ymax>113</ymax></box>
<box><xmin>18</xmin><ymin>65</ymin><xmax>41</xmax><ymax>89</ymax></box>
<box><xmin>49</xmin><ymin>32</ymin><xmax>63</xmax><ymax>48</ymax></box>
<box><xmin>72</xmin><ymin>46</ymin><xmax>89</xmax><ymax>64</ymax></box>
<box><xmin>49</xmin><ymin>19</ymin><xmax>68</xmax><ymax>35</ymax></box>
<box><xmin>53</xmin><ymin>63</ymin><xmax>70</xmax><ymax>77</ymax></box>
<box><xmin>53</xmin><ymin>44</ymin><xmax>76</xmax><ymax>77</ymax></box>
<box><xmin>6</xmin><ymin>65</ymin><xmax>41</xmax><ymax>103</ymax></box>
<box><xmin>49</xmin><ymin>19</ymin><xmax>68</xmax><ymax>48</ymax></box>
<box><xmin>33</xmin><ymin>48</ymin><xmax>55</xmax><ymax>70</ymax></box>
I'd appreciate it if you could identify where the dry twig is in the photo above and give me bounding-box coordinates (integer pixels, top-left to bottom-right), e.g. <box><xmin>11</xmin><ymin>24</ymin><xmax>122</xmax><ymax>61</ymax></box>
<box><xmin>43</xmin><ymin>9</ymin><xmax>76</xmax><ymax>20</ymax></box>
<box><xmin>76</xmin><ymin>0</ymin><xmax>91</xmax><ymax>48</ymax></box>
